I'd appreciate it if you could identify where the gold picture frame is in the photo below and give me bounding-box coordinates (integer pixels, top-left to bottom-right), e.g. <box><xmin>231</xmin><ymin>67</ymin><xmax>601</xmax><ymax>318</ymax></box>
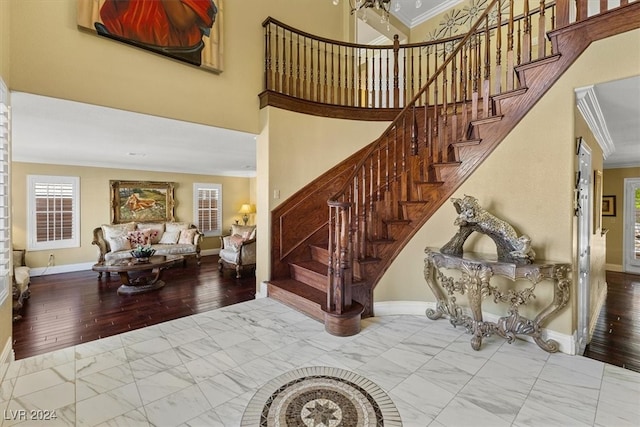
<box><xmin>110</xmin><ymin>180</ymin><xmax>175</xmax><ymax>224</ymax></box>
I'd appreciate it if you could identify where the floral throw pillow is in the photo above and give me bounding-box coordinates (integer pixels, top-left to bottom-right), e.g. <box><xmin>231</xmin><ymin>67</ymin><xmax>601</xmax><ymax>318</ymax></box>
<box><xmin>136</xmin><ymin>223</ymin><xmax>165</xmax><ymax>244</ymax></box>
<box><xmin>127</xmin><ymin>229</ymin><xmax>156</xmax><ymax>246</ymax></box>
<box><xmin>178</xmin><ymin>229</ymin><xmax>197</xmax><ymax>245</ymax></box>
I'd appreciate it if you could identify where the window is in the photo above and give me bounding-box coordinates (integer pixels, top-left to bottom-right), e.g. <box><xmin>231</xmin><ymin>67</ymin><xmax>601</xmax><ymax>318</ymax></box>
<box><xmin>27</xmin><ymin>175</ymin><xmax>80</xmax><ymax>251</ymax></box>
<box><xmin>0</xmin><ymin>80</ymin><xmax>9</xmax><ymax>305</ymax></box>
<box><xmin>194</xmin><ymin>183</ymin><xmax>222</xmax><ymax>237</ymax></box>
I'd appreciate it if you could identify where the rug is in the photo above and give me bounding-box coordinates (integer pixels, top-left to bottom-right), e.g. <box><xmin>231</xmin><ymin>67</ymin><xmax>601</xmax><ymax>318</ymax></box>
<box><xmin>241</xmin><ymin>366</ymin><xmax>402</xmax><ymax>426</ymax></box>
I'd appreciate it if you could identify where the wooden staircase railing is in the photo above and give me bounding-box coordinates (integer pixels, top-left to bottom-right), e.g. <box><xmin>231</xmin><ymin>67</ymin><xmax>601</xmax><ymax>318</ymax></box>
<box><xmin>261</xmin><ymin>1</ymin><xmax>558</xmax><ymax>119</ymax></box>
<box><xmin>267</xmin><ymin>0</ymin><xmax>640</xmax><ymax>336</ymax></box>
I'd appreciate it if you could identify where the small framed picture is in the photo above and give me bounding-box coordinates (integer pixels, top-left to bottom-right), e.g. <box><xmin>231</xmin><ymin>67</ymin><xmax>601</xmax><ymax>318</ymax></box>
<box><xmin>602</xmin><ymin>195</ymin><xmax>616</xmax><ymax>217</ymax></box>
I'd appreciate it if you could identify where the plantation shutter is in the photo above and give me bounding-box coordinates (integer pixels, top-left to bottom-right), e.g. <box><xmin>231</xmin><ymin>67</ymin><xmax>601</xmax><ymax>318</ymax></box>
<box><xmin>194</xmin><ymin>183</ymin><xmax>222</xmax><ymax>236</ymax></box>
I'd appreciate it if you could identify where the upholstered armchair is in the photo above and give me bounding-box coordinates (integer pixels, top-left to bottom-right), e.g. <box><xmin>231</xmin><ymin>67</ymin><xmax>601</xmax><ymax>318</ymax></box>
<box><xmin>12</xmin><ymin>249</ymin><xmax>31</xmax><ymax>321</ymax></box>
<box><xmin>218</xmin><ymin>224</ymin><xmax>256</xmax><ymax>278</ymax></box>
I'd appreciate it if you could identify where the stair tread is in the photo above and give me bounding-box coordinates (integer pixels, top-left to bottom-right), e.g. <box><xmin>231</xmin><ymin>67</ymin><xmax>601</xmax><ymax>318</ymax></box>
<box><xmin>431</xmin><ymin>161</ymin><xmax>462</xmax><ymax>168</ymax></box>
<box><xmin>398</xmin><ymin>200</ymin><xmax>428</xmax><ymax>204</ymax></box>
<box><xmin>515</xmin><ymin>53</ymin><xmax>561</xmax><ymax>72</ymax></box>
<box><xmin>414</xmin><ymin>180</ymin><xmax>445</xmax><ymax>185</ymax></box>
<box><xmin>293</xmin><ymin>259</ymin><xmax>328</xmax><ymax>276</ymax></box>
<box><xmin>470</xmin><ymin>115</ymin><xmax>503</xmax><ymax>125</ymax></box>
<box><xmin>492</xmin><ymin>87</ymin><xmax>528</xmax><ymax>100</ymax></box>
<box><xmin>357</xmin><ymin>256</ymin><xmax>381</xmax><ymax>264</ymax></box>
<box><xmin>452</xmin><ymin>139</ymin><xmax>482</xmax><ymax>147</ymax></box>
<box><xmin>383</xmin><ymin>219</ymin><xmax>411</xmax><ymax>224</ymax></box>
<box><xmin>268</xmin><ymin>278</ymin><xmax>326</xmax><ymax>304</ymax></box>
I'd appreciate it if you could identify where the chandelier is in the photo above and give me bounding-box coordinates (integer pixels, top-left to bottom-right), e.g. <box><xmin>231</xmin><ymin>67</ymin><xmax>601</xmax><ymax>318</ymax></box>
<box><xmin>332</xmin><ymin>0</ymin><xmax>423</xmax><ymax>24</ymax></box>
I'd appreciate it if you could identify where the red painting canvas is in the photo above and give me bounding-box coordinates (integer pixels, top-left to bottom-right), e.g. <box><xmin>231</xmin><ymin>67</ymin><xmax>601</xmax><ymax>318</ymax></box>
<box><xmin>77</xmin><ymin>0</ymin><xmax>224</xmax><ymax>73</ymax></box>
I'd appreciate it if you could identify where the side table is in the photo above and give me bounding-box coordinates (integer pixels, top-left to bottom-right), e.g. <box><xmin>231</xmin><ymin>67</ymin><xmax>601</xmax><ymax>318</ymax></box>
<box><xmin>424</xmin><ymin>248</ymin><xmax>571</xmax><ymax>352</ymax></box>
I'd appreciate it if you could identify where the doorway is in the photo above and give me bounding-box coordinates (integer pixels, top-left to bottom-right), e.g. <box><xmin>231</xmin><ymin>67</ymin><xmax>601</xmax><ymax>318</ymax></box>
<box><xmin>623</xmin><ymin>178</ymin><xmax>640</xmax><ymax>274</ymax></box>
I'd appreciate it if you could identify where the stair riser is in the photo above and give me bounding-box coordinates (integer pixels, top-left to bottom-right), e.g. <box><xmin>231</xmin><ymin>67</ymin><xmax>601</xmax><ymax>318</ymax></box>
<box><xmin>385</xmin><ymin>223</ymin><xmax>411</xmax><ymax>239</ymax></box>
<box><xmin>267</xmin><ymin>284</ymin><xmax>324</xmax><ymax>322</ymax></box>
<box><xmin>290</xmin><ymin>264</ymin><xmax>328</xmax><ymax>292</ymax></box>
<box><xmin>310</xmin><ymin>245</ymin><xmax>330</xmax><ymax>265</ymax></box>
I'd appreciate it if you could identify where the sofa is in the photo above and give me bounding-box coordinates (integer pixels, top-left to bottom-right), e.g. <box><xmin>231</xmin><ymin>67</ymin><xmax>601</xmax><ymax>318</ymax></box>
<box><xmin>219</xmin><ymin>224</ymin><xmax>256</xmax><ymax>278</ymax></box>
<box><xmin>92</xmin><ymin>221</ymin><xmax>203</xmax><ymax>275</ymax></box>
<box><xmin>12</xmin><ymin>249</ymin><xmax>31</xmax><ymax>321</ymax></box>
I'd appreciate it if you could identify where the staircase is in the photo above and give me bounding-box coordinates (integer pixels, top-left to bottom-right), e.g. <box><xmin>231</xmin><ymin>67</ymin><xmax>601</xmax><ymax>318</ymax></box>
<box><xmin>266</xmin><ymin>0</ymin><xmax>640</xmax><ymax>336</ymax></box>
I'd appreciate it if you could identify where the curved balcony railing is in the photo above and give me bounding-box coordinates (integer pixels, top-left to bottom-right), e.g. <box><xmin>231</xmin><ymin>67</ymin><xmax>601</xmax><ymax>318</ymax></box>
<box><xmin>262</xmin><ymin>1</ymin><xmax>558</xmax><ymax>111</ymax></box>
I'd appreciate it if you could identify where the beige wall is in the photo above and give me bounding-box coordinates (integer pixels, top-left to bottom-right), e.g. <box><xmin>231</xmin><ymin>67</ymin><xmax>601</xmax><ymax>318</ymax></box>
<box><xmin>0</xmin><ymin>0</ymin><xmax>9</xmax><ymax>84</ymax></box>
<box><xmin>603</xmin><ymin>167</ymin><xmax>640</xmax><ymax>268</ymax></box>
<box><xmin>374</xmin><ymin>28</ymin><xmax>640</xmax><ymax>336</ymax></box>
<box><xmin>8</xmin><ymin>0</ymin><xmax>345</xmax><ymax>136</ymax></box>
<box><xmin>11</xmin><ymin>162</ymin><xmax>252</xmax><ymax>268</ymax></box>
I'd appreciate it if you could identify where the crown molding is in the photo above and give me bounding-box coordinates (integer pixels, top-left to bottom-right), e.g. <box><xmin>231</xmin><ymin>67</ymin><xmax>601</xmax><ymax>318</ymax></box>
<box><xmin>575</xmin><ymin>85</ymin><xmax>615</xmax><ymax>159</ymax></box>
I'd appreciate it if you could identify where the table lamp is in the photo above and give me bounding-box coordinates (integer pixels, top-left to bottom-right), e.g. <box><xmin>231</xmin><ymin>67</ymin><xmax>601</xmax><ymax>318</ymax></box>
<box><xmin>238</xmin><ymin>204</ymin><xmax>255</xmax><ymax>225</ymax></box>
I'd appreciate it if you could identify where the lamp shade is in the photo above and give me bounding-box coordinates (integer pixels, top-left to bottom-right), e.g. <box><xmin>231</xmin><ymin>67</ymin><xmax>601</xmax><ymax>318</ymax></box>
<box><xmin>238</xmin><ymin>204</ymin><xmax>255</xmax><ymax>214</ymax></box>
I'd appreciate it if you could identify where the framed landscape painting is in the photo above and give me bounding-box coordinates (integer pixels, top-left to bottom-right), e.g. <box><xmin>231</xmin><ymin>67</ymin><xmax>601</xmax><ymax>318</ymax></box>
<box><xmin>110</xmin><ymin>181</ymin><xmax>175</xmax><ymax>224</ymax></box>
<box><xmin>77</xmin><ymin>0</ymin><xmax>224</xmax><ymax>72</ymax></box>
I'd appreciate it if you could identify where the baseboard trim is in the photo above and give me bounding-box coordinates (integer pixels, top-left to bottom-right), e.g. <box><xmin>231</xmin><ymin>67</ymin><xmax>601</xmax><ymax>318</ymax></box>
<box><xmin>256</xmin><ymin>281</ymin><xmax>268</xmax><ymax>299</ymax></box>
<box><xmin>31</xmin><ymin>262</ymin><xmax>95</xmax><ymax>276</ymax></box>
<box><xmin>373</xmin><ymin>300</ymin><xmax>575</xmax><ymax>355</ymax></box>
<box><xmin>201</xmin><ymin>248</ymin><xmax>220</xmax><ymax>256</ymax></box>
<box><xmin>590</xmin><ymin>283</ymin><xmax>608</xmax><ymax>338</ymax></box>
<box><xmin>605</xmin><ymin>263</ymin><xmax>623</xmax><ymax>272</ymax></box>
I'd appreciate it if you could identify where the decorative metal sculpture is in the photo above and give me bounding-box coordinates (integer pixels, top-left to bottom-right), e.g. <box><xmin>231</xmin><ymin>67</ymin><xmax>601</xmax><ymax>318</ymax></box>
<box><xmin>440</xmin><ymin>195</ymin><xmax>536</xmax><ymax>264</ymax></box>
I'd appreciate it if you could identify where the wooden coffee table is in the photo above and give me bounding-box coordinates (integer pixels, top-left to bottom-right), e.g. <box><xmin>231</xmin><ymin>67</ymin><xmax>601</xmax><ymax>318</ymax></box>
<box><xmin>92</xmin><ymin>255</ymin><xmax>184</xmax><ymax>295</ymax></box>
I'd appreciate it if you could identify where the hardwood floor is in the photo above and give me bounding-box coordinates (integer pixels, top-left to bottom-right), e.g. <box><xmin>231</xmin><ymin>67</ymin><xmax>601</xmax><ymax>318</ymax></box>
<box><xmin>12</xmin><ymin>260</ymin><xmax>640</xmax><ymax>373</ymax></box>
<box><xmin>11</xmin><ymin>255</ymin><xmax>256</xmax><ymax>360</ymax></box>
<box><xmin>584</xmin><ymin>270</ymin><xmax>640</xmax><ymax>373</ymax></box>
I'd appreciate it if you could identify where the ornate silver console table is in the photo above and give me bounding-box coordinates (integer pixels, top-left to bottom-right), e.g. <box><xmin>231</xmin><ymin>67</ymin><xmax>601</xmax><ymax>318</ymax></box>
<box><xmin>424</xmin><ymin>248</ymin><xmax>571</xmax><ymax>353</ymax></box>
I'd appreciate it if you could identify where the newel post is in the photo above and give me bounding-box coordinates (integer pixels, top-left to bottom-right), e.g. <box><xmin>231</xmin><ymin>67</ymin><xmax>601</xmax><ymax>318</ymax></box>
<box><xmin>393</xmin><ymin>34</ymin><xmax>400</xmax><ymax>108</ymax></box>
<box><xmin>327</xmin><ymin>201</ymin><xmax>353</xmax><ymax>315</ymax></box>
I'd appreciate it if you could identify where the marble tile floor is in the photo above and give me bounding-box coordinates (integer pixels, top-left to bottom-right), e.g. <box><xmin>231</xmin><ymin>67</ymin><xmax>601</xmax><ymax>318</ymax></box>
<box><xmin>1</xmin><ymin>297</ymin><xmax>639</xmax><ymax>427</ymax></box>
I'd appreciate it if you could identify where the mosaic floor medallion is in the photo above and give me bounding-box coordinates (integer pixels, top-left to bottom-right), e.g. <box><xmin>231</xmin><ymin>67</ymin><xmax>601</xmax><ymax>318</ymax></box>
<box><xmin>241</xmin><ymin>366</ymin><xmax>402</xmax><ymax>426</ymax></box>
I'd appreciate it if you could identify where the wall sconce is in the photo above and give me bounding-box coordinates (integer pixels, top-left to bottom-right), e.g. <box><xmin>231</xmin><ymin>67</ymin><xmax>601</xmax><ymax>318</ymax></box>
<box><xmin>238</xmin><ymin>204</ymin><xmax>255</xmax><ymax>225</ymax></box>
